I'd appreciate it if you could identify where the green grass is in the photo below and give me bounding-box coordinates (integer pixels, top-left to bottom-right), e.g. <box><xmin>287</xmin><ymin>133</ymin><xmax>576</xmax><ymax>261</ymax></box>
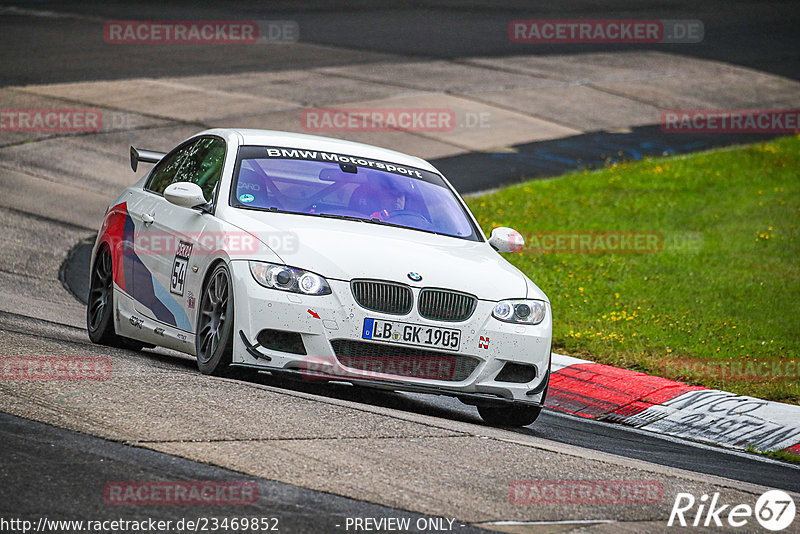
<box><xmin>744</xmin><ymin>445</ymin><xmax>800</xmax><ymax>465</ymax></box>
<box><xmin>465</xmin><ymin>135</ymin><xmax>800</xmax><ymax>404</ymax></box>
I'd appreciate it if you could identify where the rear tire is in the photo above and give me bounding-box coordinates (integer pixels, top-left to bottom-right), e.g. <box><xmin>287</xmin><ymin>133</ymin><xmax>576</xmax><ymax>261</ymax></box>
<box><xmin>477</xmin><ymin>403</ymin><xmax>542</xmax><ymax>427</ymax></box>
<box><xmin>196</xmin><ymin>263</ymin><xmax>234</xmax><ymax>376</ymax></box>
<box><xmin>86</xmin><ymin>246</ymin><xmax>145</xmax><ymax>351</ymax></box>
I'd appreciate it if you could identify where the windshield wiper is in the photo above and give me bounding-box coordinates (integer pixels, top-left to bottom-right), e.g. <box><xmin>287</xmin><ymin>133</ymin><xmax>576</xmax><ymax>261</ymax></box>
<box><xmin>257</xmin><ymin>206</ymin><xmax>293</xmax><ymax>214</ymax></box>
<box><xmin>364</xmin><ymin>217</ymin><xmax>444</xmax><ymax>236</ymax></box>
<box><xmin>365</xmin><ymin>218</ymin><xmax>402</xmax><ymax>228</ymax></box>
<box><xmin>316</xmin><ymin>213</ymin><xmax>367</xmax><ymax>223</ymax></box>
<box><xmin>316</xmin><ymin>213</ymin><xmax>410</xmax><ymax>227</ymax></box>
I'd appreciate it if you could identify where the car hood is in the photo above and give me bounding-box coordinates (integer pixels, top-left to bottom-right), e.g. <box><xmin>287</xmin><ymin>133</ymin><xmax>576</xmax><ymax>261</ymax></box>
<box><xmin>223</xmin><ymin>210</ymin><xmax>542</xmax><ymax>302</ymax></box>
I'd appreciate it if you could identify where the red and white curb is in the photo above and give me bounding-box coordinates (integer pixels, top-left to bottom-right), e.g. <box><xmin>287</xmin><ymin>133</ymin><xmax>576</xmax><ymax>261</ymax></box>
<box><xmin>547</xmin><ymin>353</ymin><xmax>800</xmax><ymax>456</ymax></box>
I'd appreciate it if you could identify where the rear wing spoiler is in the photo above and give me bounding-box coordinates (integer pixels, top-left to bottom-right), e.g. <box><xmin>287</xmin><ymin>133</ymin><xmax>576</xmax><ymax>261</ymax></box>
<box><xmin>130</xmin><ymin>146</ymin><xmax>166</xmax><ymax>172</ymax></box>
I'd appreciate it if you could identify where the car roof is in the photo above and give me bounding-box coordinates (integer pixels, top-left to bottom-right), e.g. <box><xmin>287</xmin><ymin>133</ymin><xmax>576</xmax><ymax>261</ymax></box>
<box><xmin>199</xmin><ymin>128</ymin><xmax>440</xmax><ymax>174</ymax></box>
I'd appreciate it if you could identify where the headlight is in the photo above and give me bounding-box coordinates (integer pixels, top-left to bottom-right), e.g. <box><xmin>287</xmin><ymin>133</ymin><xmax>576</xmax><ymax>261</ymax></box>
<box><xmin>249</xmin><ymin>261</ymin><xmax>331</xmax><ymax>295</ymax></box>
<box><xmin>492</xmin><ymin>299</ymin><xmax>546</xmax><ymax>324</ymax></box>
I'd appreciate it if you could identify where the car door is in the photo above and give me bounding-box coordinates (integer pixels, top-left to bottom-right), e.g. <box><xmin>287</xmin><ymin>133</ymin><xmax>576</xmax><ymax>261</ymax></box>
<box><xmin>123</xmin><ymin>140</ymin><xmax>190</xmax><ymax>329</ymax></box>
<box><xmin>133</xmin><ymin>136</ymin><xmax>226</xmax><ymax>334</ymax></box>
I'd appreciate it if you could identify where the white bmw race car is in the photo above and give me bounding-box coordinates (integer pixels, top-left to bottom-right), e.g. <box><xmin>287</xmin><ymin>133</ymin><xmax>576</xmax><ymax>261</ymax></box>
<box><xmin>87</xmin><ymin>129</ymin><xmax>552</xmax><ymax>426</ymax></box>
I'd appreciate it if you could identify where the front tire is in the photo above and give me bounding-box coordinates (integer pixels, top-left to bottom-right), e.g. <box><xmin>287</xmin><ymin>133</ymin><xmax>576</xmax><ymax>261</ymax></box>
<box><xmin>477</xmin><ymin>403</ymin><xmax>542</xmax><ymax>427</ymax></box>
<box><xmin>196</xmin><ymin>263</ymin><xmax>234</xmax><ymax>375</ymax></box>
<box><xmin>86</xmin><ymin>246</ymin><xmax>144</xmax><ymax>351</ymax></box>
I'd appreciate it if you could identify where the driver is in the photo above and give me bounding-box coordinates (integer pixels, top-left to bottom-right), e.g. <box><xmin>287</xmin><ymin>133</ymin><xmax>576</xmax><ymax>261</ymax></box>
<box><xmin>370</xmin><ymin>187</ymin><xmax>406</xmax><ymax>221</ymax></box>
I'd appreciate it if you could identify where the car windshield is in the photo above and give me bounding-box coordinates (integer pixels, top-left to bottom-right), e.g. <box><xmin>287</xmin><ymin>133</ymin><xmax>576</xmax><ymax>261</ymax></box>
<box><xmin>229</xmin><ymin>146</ymin><xmax>481</xmax><ymax>240</ymax></box>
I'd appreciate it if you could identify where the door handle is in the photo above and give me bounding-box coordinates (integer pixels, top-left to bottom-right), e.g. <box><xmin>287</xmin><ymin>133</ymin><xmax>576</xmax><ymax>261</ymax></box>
<box><xmin>141</xmin><ymin>213</ymin><xmax>155</xmax><ymax>225</ymax></box>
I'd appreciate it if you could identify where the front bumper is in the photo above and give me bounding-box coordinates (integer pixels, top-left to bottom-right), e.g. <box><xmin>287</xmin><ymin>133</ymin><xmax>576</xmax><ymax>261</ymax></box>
<box><xmin>229</xmin><ymin>260</ymin><xmax>552</xmax><ymax>405</ymax></box>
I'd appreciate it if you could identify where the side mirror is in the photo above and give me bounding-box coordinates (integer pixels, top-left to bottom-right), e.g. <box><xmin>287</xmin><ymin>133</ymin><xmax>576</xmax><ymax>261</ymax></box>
<box><xmin>488</xmin><ymin>227</ymin><xmax>525</xmax><ymax>253</ymax></box>
<box><xmin>164</xmin><ymin>182</ymin><xmax>208</xmax><ymax>209</ymax></box>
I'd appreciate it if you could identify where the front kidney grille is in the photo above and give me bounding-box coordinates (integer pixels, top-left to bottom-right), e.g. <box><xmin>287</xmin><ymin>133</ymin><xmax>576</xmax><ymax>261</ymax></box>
<box><xmin>331</xmin><ymin>339</ymin><xmax>480</xmax><ymax>382</ymax></box>
<box><xmin>418</xmin><ymin>288</ymin><xmax>477</xmax><ymax>322</ymax></box>
<box><xmin>351</xmin><ymin>280</ymin><xmax>413</xmax><ymax>315</ymax></box>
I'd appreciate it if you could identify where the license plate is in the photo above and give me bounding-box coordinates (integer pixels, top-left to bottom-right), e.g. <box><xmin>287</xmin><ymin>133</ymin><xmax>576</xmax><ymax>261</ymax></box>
<box><xmin>362</xmin><ymin>318</ymin><xmax>461</xmax><ymax>351</ymax></box>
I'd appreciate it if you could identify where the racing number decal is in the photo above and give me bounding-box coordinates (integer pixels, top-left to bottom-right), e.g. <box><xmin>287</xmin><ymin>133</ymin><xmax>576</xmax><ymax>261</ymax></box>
<box><xmin>171</xmin><ymin>259</ymin><xmax>187</xmax><ymax>295</ymax></box>
<box><xmin>170</xmin><ymin>241</ymin><xmax>193</xmax><ymax>296</ymax></box>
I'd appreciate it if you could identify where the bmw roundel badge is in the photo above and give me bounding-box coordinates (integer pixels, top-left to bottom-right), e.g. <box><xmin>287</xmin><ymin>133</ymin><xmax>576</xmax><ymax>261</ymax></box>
<box><xmin>407</xmin><ymin>272</ymin><xmax>422</xmax><ymax>281</ymax></box>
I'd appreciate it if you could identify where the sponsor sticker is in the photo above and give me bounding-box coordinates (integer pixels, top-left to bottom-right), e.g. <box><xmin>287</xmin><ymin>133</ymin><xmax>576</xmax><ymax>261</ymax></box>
<box><xmin>262</xmin><ymin>147</ymin><xmax>429</xmax><ymax>180</ymax></box>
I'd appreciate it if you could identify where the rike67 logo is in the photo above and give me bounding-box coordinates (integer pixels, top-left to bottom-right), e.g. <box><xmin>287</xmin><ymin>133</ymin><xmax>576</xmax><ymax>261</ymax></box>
<box><xmin>668</xmin><ymin>490</ymin><xmax>796</xmax><ymax>531</ymax></box>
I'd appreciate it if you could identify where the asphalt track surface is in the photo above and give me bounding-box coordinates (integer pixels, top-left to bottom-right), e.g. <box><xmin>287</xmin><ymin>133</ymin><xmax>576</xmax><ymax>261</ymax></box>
<box><xmin>2</xmin><ymin>0</ymin><xmax>800</xmax><ymax>531</ymax></box>
<box><xmin>0</xmin><ymin>412</ymin><xmax>489</xmax><ymax>533</ymax></box>
<box><xmin>1</xmin><ymin>0</ymin><xmax>798</xmax><ymax>85</ymax></box>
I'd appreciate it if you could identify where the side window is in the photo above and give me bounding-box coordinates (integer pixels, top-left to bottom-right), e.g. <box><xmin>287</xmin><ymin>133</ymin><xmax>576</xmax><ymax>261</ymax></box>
<box><xmin>145</xmin><ymin>143</ymin><xmax>192</xmax><ymax>195</ymax></box>
<box><xmin>173</xmin><ymin>137</ymin><xmax>226</xmax><ymax>202</ymax></box>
